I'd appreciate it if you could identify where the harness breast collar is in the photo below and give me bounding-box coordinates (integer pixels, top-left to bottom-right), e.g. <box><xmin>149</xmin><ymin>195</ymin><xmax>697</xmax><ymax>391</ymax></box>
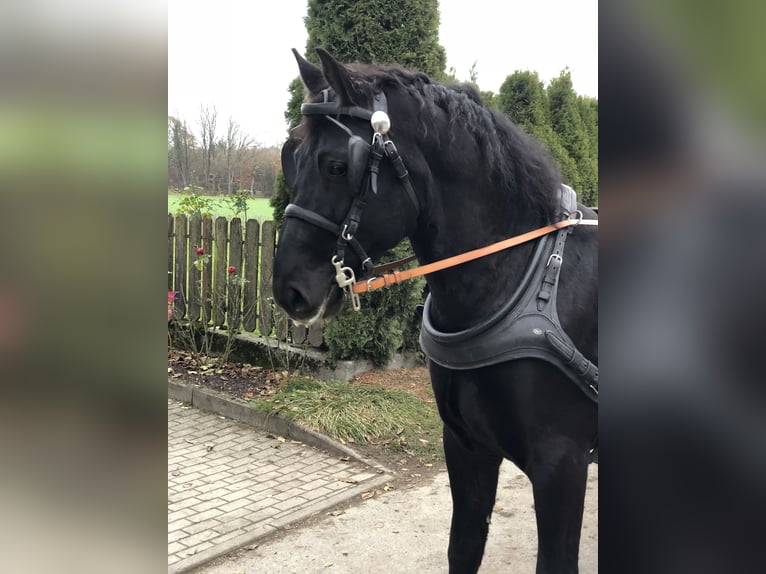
<box><xmin>419</xmin><ymin>184</ymin><xmax>598</xmax><ymax>405</ymax></box>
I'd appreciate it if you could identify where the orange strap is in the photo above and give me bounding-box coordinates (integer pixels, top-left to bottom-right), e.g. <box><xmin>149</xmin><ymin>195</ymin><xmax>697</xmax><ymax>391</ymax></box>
<box><xmin>352</xmin><ymin>218</ymin><xmax>598</xmax><ymax>294</ymax></box>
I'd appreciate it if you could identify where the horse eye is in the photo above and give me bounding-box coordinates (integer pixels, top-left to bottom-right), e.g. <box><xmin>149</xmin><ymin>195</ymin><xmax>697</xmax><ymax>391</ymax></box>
<box><xmin>328</xmin><ymin>162</ymin><xmax>347</xmax><ymax>177</ymax></box>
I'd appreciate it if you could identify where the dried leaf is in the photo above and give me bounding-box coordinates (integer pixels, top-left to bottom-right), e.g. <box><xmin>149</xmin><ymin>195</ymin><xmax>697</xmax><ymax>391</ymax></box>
<box><xmin>339</xmin><ymin>456</ymin><xmax>350</xmax><ymax>462</ymax></box>
<box><xmin>361</xmin><ymin>490</ymin><xmax>376</xmax><ymax>500</ymax></box>
<box><xmin>340</xmin><ymin>478</ymin><xmax>358</xmax><ymax>484</ymax></box>
<box><xmin>323</xmin><ymin>562</ymin><xmax>334</xmax><ymax>568</ymax></box>
<box><xmin>328</xmin><ymin>510</ymin><xmax>344</xmax><ymax>517</ymax></box>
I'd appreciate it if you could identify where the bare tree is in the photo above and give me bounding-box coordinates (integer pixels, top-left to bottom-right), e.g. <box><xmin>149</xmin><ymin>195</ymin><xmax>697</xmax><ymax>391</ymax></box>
<box><xmin>169</xmin><ymin>116</ymin><xmax>194</xmax><ymax>188</ymax></box>
<box><xmin>198</xmin><ymin>104</ymin><xmax>218</xmax><ymax>192</ymax></box>
<box><xmin>223</xmin><ymin>117</ymin><xmax>254</xmax><ymax>194</ymax></box>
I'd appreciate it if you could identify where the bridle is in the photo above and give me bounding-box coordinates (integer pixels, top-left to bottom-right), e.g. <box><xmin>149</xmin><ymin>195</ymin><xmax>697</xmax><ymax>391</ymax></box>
<box><xmin>284</xmin><ymin>88</ymin><xmax>420</xmax><ymax>310</ymax></box>
<box><xmin>284</xmin><ymin>89</ymin><xmax>598</xmax><ymax>311</ymax></box>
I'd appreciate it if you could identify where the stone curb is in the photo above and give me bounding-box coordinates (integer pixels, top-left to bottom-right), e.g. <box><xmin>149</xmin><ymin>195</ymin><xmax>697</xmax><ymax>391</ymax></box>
<box><xmin>168</xmin><ymin>379</ymin><xmax>391</xmax><ymax>474</ymax></box>
<box><xmin>168</xmin><ymin>379</ymin><xmax>394</xmax><ymax>572</ymax></box>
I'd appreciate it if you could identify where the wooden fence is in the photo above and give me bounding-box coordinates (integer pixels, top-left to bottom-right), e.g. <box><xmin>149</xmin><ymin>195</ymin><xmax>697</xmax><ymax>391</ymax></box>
<box><xmin>168</xmin><ymin>213</ymin><xmax>324</xmax><ymax>347</ymax></box>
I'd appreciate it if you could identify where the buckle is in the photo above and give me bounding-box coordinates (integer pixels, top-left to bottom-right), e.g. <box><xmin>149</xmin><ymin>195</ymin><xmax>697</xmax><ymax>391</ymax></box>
<box><xmin>546</xmin><ymin>253</ymin><xmax>562</xmax><ymax>268</ymax></box>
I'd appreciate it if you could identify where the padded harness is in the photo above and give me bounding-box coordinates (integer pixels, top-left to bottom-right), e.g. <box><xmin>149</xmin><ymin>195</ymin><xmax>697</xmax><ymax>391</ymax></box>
<box><xmin>419</xmin><ymin>184</ymin><xmax>599</xmax><ymax>402</ymax></box>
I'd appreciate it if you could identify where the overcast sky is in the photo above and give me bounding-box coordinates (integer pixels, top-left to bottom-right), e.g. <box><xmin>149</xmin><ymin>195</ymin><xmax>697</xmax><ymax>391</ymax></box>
<box><xmin>168</xmin><ymin>0</ymin><xmax>597</xmax><ymax>147</ymax></box>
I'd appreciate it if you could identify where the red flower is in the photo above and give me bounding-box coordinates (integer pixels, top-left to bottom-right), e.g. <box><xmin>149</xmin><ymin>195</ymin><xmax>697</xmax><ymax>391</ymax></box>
<box><xmin>167</xmin><ymin>291</ymin><xmax>176</xmax><ymax>322</ymax></box>
<box><xmin>228</xmin><ymin>266</ymin><xmax>236</xmax><ymax>274</ymax></box>
<box><xmin>196</xmin><ymin>247</ymin><xmax>204</xmax><ymax>255</ymax></box>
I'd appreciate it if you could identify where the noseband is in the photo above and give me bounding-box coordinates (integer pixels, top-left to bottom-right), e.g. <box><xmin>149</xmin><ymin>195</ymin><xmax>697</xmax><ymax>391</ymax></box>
<box><xmin>284</xmin><ymin>88</ymin><xmax>420</xmax><ymax>310</ymax></box>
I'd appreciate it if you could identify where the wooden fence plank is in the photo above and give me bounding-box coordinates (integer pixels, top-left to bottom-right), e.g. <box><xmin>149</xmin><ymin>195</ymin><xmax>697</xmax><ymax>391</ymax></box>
<box><xmin>169</xmin><ymin>215</ymin><xmax>331</xmax><ymax>349</ymax></box>
<box><xmin>275</xmin><ymin>309</ymin><xmax>289</xmax><ymax>341</ymax></box>
<box><xmin>308</xmin><ymin>324</ymin><xmax>324</xmax><ymax>348</ymax></box>
<box><xmin>258</xmin><ymin>221</ymin><xmax>276</xmax><ymax>336</ymax></box>
<box><xmin>292</xmin><ymin>324</ymin><xmax>307</xmax><ymax>345</ymax></box>
<box><xmin>201</xmin><ymin>217</ymin><xmax>213</xmax><ymax>324</ymax></box>
<box><xmin>173</xmin><ymin>214</ymin><xmax>187</xmax><ymax>318</ymax></box>
<box><xmin>293</xmin><ymin>323</ymin><xmax>324</xmax><ymax>348</ymax></box>
<box><xmin>227</xmin><ymin>218</ymin><xmax>243</xmax><ymax>330</ymax></box>
<box><xmin>213</xmin><ymin>217</ymin><xmax>228</xmax><ymax>327</ymax></box>
<box><xmin>187</xmin><ymin>214</ymin><xmax>202</xmax><ymax>322</ymax></box>
<box><xmin>243</xmin><ymin>219</ymin><xmax>259</xmax><ymax>332</ymax></box>
<box><xmin>167</xmin><ymin>214</ymin><xmax>174</xmax><ymax>291</ymax></box>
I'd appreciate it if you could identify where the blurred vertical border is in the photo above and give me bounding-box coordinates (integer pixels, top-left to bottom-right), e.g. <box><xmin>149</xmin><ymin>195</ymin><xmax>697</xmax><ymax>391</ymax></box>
<box><xmin>600</xmin><ymin>1</ymin><xmax>766</xmax><ymax>573</ymax></box>
<box><xmin>0</xmin><ymin>0</ymin><xmax>168</xmax><ymax>570</ymax></box>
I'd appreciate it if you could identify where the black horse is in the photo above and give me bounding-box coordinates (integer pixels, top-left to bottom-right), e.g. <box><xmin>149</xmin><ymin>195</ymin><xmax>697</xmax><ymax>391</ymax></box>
<box><xmin>274</xmin><ymin>49</ymin><xmax>598</xmax><ymax>574</ymax></box>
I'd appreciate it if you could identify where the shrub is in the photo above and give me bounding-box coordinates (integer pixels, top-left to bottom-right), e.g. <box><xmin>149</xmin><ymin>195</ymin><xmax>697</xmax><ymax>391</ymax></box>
<box><xmin>324</xmin><ymin>240</ymin><xmax>424</xmax><ymax>366</ymax></box>
<box><xmin>176</xmin><ymin>191</ymin><xmax>215</xmax><ymax>219</ymax></box>
<box><xmin>270</xmin><ymin>170</ymin><xmax>290</xmax><ymax>231</ymax></box>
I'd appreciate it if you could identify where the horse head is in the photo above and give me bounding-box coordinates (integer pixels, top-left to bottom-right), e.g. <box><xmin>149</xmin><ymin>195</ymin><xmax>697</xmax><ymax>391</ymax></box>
<box><xmin>273</xmin><ymin>49</ymin><xmax>424</xmax><ymax>325</ymax></box>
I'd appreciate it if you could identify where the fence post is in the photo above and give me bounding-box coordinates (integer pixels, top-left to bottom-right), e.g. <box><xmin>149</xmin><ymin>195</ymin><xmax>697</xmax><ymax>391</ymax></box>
<box><xmin>167</xmin><ymin>214</ymin><xmax>174</xmax><ymax>292</ymax></box>
<box><xmin>213</xmin><ymin>217</ymin><xmax>228</xmax><ymax>327</ymax></box>
<box><xmin>201</xmin><ymin>217</ymin><xmax>213</xmax><ymax>324</ymax></box>
<box><xmin>228</xmin><ymin>218</ymin><xmax>243</xmax><ymax>330</ymax></box>
<box><xmin>188</xmin><ymin>214</ymin><xmax>202</xmax><ymax>322</ymax></box>
<box><xmin>243</xmin><ymin>219</ymin><xmax>259</xmax><ymax>332</ymax></box>
<box><xmin>259</xmin><ymin>221</ymin><xmax>276</xmax><ymax>336</ymax></box>
<box><xmin>173</xmin><ymin>213</ymin><xmax>187</xmax><ymax>318</ymax></box>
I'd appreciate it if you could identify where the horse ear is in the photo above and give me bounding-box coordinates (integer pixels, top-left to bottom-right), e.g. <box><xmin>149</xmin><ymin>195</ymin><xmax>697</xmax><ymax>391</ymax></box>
<box><xmin>316</xmin><ymin>48</ymin><xmax>359</xmax><ymax>107</ymax></box>
<box><xmin>292</xmin><ymin>48</ymin><xmax>327</xmax><ymax>96</ymax></box>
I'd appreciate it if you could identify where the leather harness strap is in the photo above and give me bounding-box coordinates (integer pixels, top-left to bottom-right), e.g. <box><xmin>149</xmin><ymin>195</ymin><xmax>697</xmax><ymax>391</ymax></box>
<box><xmin>353</xmin><ymin>217</ymin><xmax>598</xmax><ymax>294</ymax></box>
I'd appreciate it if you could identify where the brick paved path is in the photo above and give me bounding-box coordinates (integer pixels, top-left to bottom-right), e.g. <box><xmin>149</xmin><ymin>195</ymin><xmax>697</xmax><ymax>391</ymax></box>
<box><xmin>168</xmin><ymin>399</ymin><xmax>388</xmax><ymax>573</ymax></box>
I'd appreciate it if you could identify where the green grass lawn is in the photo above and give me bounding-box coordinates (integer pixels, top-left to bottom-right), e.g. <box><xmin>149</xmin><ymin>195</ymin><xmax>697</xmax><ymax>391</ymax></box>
<box><xmin>168</xmin><ymin>192</ymin><xmax>275</xmax><ymax>222</ymax></box>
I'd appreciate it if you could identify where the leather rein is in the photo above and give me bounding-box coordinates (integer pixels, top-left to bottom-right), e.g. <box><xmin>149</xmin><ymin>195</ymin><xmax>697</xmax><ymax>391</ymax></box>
<box><xmin>288</xmin><ymin>90</ymin><xmax>598</xmax><ymax>309</ymax></box>
<box><xmin>358</xmin><ymin>214</ymin><xmax>598</xmax><ymax>295</ymax></box>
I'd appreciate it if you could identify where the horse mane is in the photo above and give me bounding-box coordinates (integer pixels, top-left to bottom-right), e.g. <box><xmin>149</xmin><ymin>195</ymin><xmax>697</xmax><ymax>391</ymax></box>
<box><xmin>340</xmin><ymin>64</ymin><xmax>562</xmax><ymax>223</ymax></box>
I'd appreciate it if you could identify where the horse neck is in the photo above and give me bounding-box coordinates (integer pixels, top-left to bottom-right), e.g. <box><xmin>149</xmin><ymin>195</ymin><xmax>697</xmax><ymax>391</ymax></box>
<box><xmin>410</xmin><ymin>174</ymin><xmax>548</xmax><ymax>333</ymax></box>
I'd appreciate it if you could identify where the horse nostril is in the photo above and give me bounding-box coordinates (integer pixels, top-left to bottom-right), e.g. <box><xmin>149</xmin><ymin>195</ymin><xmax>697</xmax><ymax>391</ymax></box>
<box><xmin>284</xmin><ymin>285</ymin><xmax>311</xmax><ymax>317</ymax></box>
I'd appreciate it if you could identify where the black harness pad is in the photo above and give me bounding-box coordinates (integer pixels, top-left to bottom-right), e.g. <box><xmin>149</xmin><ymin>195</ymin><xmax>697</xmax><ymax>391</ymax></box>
<box><xmin>419</xmin><ymin>185</ymin><xmax>598</xmax><ymax>402</ymax></box>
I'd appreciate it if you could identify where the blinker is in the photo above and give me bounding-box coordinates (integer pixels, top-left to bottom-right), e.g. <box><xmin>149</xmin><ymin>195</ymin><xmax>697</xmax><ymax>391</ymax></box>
<box><xmin>347</xmin><ymin>135</ymin><xmax>370</xmax><ymax>195</ymax></box>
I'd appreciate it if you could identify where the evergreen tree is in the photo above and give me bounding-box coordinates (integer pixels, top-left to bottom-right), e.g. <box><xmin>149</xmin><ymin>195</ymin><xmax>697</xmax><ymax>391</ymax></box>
<box><xmin>577</xmin><ymin>96</ymin><xmax>599</xmax><ymax>205</ymax></box>
<box><xmin>547</xmin><ymin>70</ymin><xmax>597</xmax><ymax>205</ymax></box>
<box><xmin>304</xmin><ymin>0</ymin><xmax>446</xmax><ymax>77</ymax></box>
<box><xmin>270</xmin><ymin>170</ymin><xmax>291</xmax><ymax>231</ymax></box>
<box><xmin>275</xmin><ymin>0</ymin><xmax>450</xmax><ymax>229</ymax></box>
<box><xmin>498</xmin><ymin>71</ymin><xmax>549</xmax><ymax>132</ymax></box>
<box><xmin>284</xmin><ymin>77</ymin><xmax>305</xmax><ymax>132</ymax></box>
<box><xmin>275</xmin><ymin>0</ymin><xmax>448</xmax><ymax>363</ymax></box>
<box><xmin>497</xmin><ymin>71</ymin><xmax>581</xmax><ymax>194</ymax></box>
